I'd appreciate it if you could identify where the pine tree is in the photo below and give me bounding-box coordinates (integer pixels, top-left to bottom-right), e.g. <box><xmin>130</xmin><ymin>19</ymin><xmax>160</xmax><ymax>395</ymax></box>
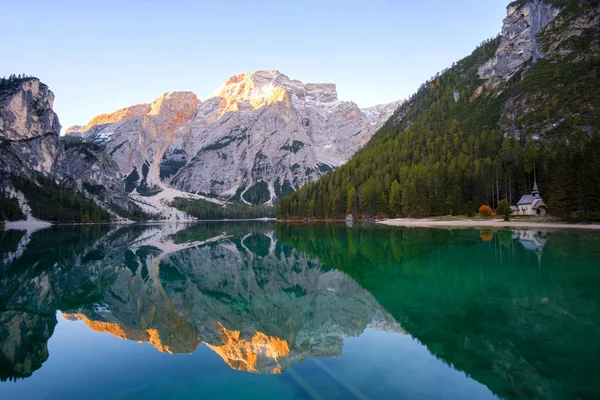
<box><xmin>496</xmin><ymin>199</ymin><xmax>511</xmax><ymax>221</ymax></box>
<box><xmin>346</xmin><ymin>186</ymin><xmax>357</xmax><ymax>214</ymax></box>
<box><xmin>388</xmin><ymin>180</ymin><xmax>402</xmax><ymax>217</ymax></box>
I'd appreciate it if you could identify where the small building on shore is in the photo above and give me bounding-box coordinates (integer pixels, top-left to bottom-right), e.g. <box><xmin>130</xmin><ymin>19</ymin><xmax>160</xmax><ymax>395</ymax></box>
<box><xmin>515</xmin><ymin>181</ymin><xmax>548</xmax><ymax>216</ymax></box>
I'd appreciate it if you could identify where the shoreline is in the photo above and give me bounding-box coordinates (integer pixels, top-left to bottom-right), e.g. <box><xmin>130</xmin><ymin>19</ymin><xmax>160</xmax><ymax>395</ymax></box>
<box><xmin>3</xmin><ymin>219</ymin><xmax>52</xmax><ymax>234</ymax></box>
<box><xmin>377</xmin><ymin>218</ymin><xmax>600</xmax><ymax>230</ymax></box>
<box><xmin>5</xmin><ymin>217</ymin><xmax>598</xmax><ymax>231</ymax></box>
<box><xmin>1</xmin><ymin>218</ymin><xmax>276</xmax><ymax>231</ymax></box>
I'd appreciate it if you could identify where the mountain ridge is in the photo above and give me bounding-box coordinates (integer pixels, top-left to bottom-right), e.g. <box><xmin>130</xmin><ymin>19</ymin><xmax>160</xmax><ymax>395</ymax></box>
<box><xmin>1</xmin><ymin>71</ymin><xmax>399</xmax><ymax>222</ymax></box>
<box><xmin>66</xmin><ymin>70</ymin><xmax>400</xmax><ymax>206</ymax></box>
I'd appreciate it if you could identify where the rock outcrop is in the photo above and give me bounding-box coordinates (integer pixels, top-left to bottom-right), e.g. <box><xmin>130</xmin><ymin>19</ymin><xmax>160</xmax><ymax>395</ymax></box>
<box><xmin>0</xmin><ymin>78</ymin><xmax>62</xmax><ymax>177</ymax></box>
<box><xmin>57</xmin><ymin>138</ymin><xmax>131</xmax><ymax>211</ymax></box>
<box><xmin>68</xmin><ymin>70</ymin><xmax>400</xmax><ymax>204</ymax></box>
<box><xmin>0</xmin><ymin>77</ymin><xmax>133</xmax><ymax>216</ymax></box>
<box><xmin>481</xmin><ymin>1</ymin><xmax>600</xmax><ymax>141</ymax></box>
<box><xmin>67</xmin><ymin>92</ymin><xmax>199</xmax><ymax>191</ymax></box>
<box><xmin>478</xmin><ymin>0</ymin><xmax>563</xmax><ymax>84</ymax></box>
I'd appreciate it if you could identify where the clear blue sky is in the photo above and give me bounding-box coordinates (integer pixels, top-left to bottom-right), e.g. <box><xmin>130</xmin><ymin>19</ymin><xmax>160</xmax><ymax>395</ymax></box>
<box><xmin>1</xmin><ymin>0</ymin><xmax>508</xmax><ymax>131</ymax></box>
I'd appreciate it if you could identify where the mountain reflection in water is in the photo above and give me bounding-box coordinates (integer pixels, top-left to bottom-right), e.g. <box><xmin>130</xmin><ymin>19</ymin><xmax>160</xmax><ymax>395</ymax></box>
<box><xmin>1</xmin><ymin>223</ymin><xmax>600</xmax><ymax>400</ymax></box>
<box><xmin>0</xmin><ymin>223</ymin><xmax>400</xmax><ymax>380</ymax></box>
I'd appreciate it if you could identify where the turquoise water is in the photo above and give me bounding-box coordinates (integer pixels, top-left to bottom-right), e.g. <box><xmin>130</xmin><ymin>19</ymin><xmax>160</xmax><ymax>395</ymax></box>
<box><xmin>1</xmin><ymin>223</ymin><xmax>599</xmax><ymax>399</ymax></box>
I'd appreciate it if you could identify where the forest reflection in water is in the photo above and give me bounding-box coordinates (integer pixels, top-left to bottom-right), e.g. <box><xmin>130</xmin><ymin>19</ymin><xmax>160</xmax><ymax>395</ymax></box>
<box><xmin>1</xmin><ymin>222</ymin><xmax>599</xmax><ymax>400</ymax></box>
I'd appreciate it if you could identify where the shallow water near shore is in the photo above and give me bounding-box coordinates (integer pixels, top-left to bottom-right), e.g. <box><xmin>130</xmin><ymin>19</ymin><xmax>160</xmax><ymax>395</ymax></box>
<box><xmin>1</xmin><ymin>222</ymin><xmax>599</xmax><ymax>399</ymax></box>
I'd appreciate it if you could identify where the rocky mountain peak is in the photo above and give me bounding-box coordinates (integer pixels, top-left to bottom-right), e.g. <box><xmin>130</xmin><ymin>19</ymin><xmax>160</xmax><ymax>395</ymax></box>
<box><xmin>213</xmin><ymin>70</ymin><xmax>292</xmax><ymax>116</ymax></box>
<box><xmin>212</xmin><ymin>70</ymin><xmax>342</xmax><ymax>117</ymax></box>
<box><xmin>65</xmin><ymin>104</ymin><xmax>151</xmax><ymax>136</ymax></box>
<box><xmin>223</xmin><ymin>69</ymin><xmax>282</xmax><ymax>86</ymax></box>
<box><xmin>148</xmin><ymin>91</ymin><xmax>199</xmax><ymax>117</ymax></box>
<box><xmin>0</xmin><ymin>78</ymin><xmax>60</xmax><ymax>142</ymax></box>
<box><xmin>67</xmin><ymin>92</ymin><xmax>200</xmax><ymax>136</ymax></box>
<box><xmin>59</xmin><ymin>70</ymin><xmax>399</xmax><ymax>209</ymax></box>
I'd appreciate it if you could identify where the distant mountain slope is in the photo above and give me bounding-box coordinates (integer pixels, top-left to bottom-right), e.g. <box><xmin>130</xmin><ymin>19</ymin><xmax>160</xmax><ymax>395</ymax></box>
<box><xmin>67</xmin><ymin>70</ymin><xmax>400</xmax><ymax>205</ymax></box>
<box><xmin>277</xmin><ymin>0</ymin><xmax>600</xmax><ymax>220</ymax></box>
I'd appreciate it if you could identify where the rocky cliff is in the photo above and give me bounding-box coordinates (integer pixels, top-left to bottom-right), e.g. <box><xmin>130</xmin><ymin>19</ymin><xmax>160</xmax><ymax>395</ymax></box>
<box><xmin>57</xmin><ymin>137</ymin><xmax>131</xmax><ymax>211</ymax></box>
<box><xmin>0</xmin><ymin>77</ymin><xmax>133</xmax><ymax>218</ymax></box>
<box><xmin>66</xmin><ymin>92</ymin><xmax>199</xmax><ymax>193</ymax></box>
<box><xmin>478</xmin><ymin>0</ymin><xmax>563</xmax><ymax>85</ymax></box>
<box><xmin>490</xmin><ymin>0</ymin><xmax>600</xmax><ymax>141</ymax></box>
<box><xmin>479</xmin><ymin>0</ymin><xmax>600</xmax><ymax>86</ymax></box>
<box><xmin>0</xmin><ymin>78</ymin><xmax>61</xmax><ymax>177</ymax></box>
<box><xmin>68</xmin><ymin>70</ymin><xmax>399</xmax><ymax>204</ymax></box>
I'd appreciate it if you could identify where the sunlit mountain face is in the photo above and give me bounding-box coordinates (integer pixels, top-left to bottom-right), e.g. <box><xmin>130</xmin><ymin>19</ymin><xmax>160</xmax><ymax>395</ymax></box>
<box><xmin>1</xmin><ymin>223</ymin><xmax>600</xmax><ymax>400</ymax></box>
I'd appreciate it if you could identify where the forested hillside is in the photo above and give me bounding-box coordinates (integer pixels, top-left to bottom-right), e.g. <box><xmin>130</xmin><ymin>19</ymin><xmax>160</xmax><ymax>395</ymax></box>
<box><xmin>277</xmin><ymin>1</ymin><xmax>600</xmax><ymax>221</ymax></box>
<box><xmin>10</xmin><ymin>175</ymin><xmax>111</xmax><ymax>223</ymax></box>
<box><xmin>170</xmin><ymin>197</ymin><xmax>274</xmax><ymax>220</ymax></box>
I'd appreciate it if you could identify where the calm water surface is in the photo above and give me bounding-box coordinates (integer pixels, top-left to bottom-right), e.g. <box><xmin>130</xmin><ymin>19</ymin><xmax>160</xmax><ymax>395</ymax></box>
<box><xmin>1</xmin><ymin>222</ymin><xmax>599</xmax><ymax>399</ymax></box>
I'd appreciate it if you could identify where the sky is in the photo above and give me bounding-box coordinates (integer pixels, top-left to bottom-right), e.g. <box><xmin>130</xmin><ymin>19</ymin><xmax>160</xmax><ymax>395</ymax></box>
<box><xmin>1</xmin><ymin>0</ymin><xmax>508</xmax><ymax>132</ymax></box>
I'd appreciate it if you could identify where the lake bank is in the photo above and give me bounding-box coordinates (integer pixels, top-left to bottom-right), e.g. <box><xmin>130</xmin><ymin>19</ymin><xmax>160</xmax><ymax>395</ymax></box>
<box><xmin>2</xmin><ymin>219</ymin><xmax>52</xmax><ymax>233</ymax></box>
<box><xmin>1</xmin><ymin>218</ymin><xmax>276</xmax><ymax>231</ymax></box>
<box><xmin>378</xmin><ymin>218</ymin><xmax>600</xmax><ymax>230</ymax></box>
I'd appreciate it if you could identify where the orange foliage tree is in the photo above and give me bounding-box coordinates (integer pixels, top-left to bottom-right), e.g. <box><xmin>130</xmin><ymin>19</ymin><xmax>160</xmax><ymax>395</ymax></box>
<box><xmin>478</xmin><ymin>205</ymin><xmax>494</xmax><ymax>217</ymax></box>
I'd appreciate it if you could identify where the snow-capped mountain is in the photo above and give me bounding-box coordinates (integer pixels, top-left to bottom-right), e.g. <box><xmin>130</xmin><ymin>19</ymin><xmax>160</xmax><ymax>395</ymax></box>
<box><xmin>67</xmin><ymin>70</ymin><xmax>400</xmax><ymax>204</ymax></box>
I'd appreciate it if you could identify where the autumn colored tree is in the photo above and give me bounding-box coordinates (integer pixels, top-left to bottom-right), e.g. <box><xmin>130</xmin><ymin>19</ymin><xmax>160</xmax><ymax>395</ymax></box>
<box><xmin>479</xmin><ymin>205</ymin><xmax>493</xmax><ymax>217</ymax></box>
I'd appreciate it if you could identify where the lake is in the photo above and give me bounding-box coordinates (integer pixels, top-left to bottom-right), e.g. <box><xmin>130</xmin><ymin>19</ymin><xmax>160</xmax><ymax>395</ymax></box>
<box><xmin>1</xmin><ymin>222</ymin><xmax>599</xmax><ymax>399</ymax></box>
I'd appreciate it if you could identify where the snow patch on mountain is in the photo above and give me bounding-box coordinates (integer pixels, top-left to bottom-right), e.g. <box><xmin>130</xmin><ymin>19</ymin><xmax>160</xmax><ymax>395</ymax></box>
<box><xmin>130</xmin><ymin>185</ymin><xmax>224</xmax><ymax>221</ymax></box>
